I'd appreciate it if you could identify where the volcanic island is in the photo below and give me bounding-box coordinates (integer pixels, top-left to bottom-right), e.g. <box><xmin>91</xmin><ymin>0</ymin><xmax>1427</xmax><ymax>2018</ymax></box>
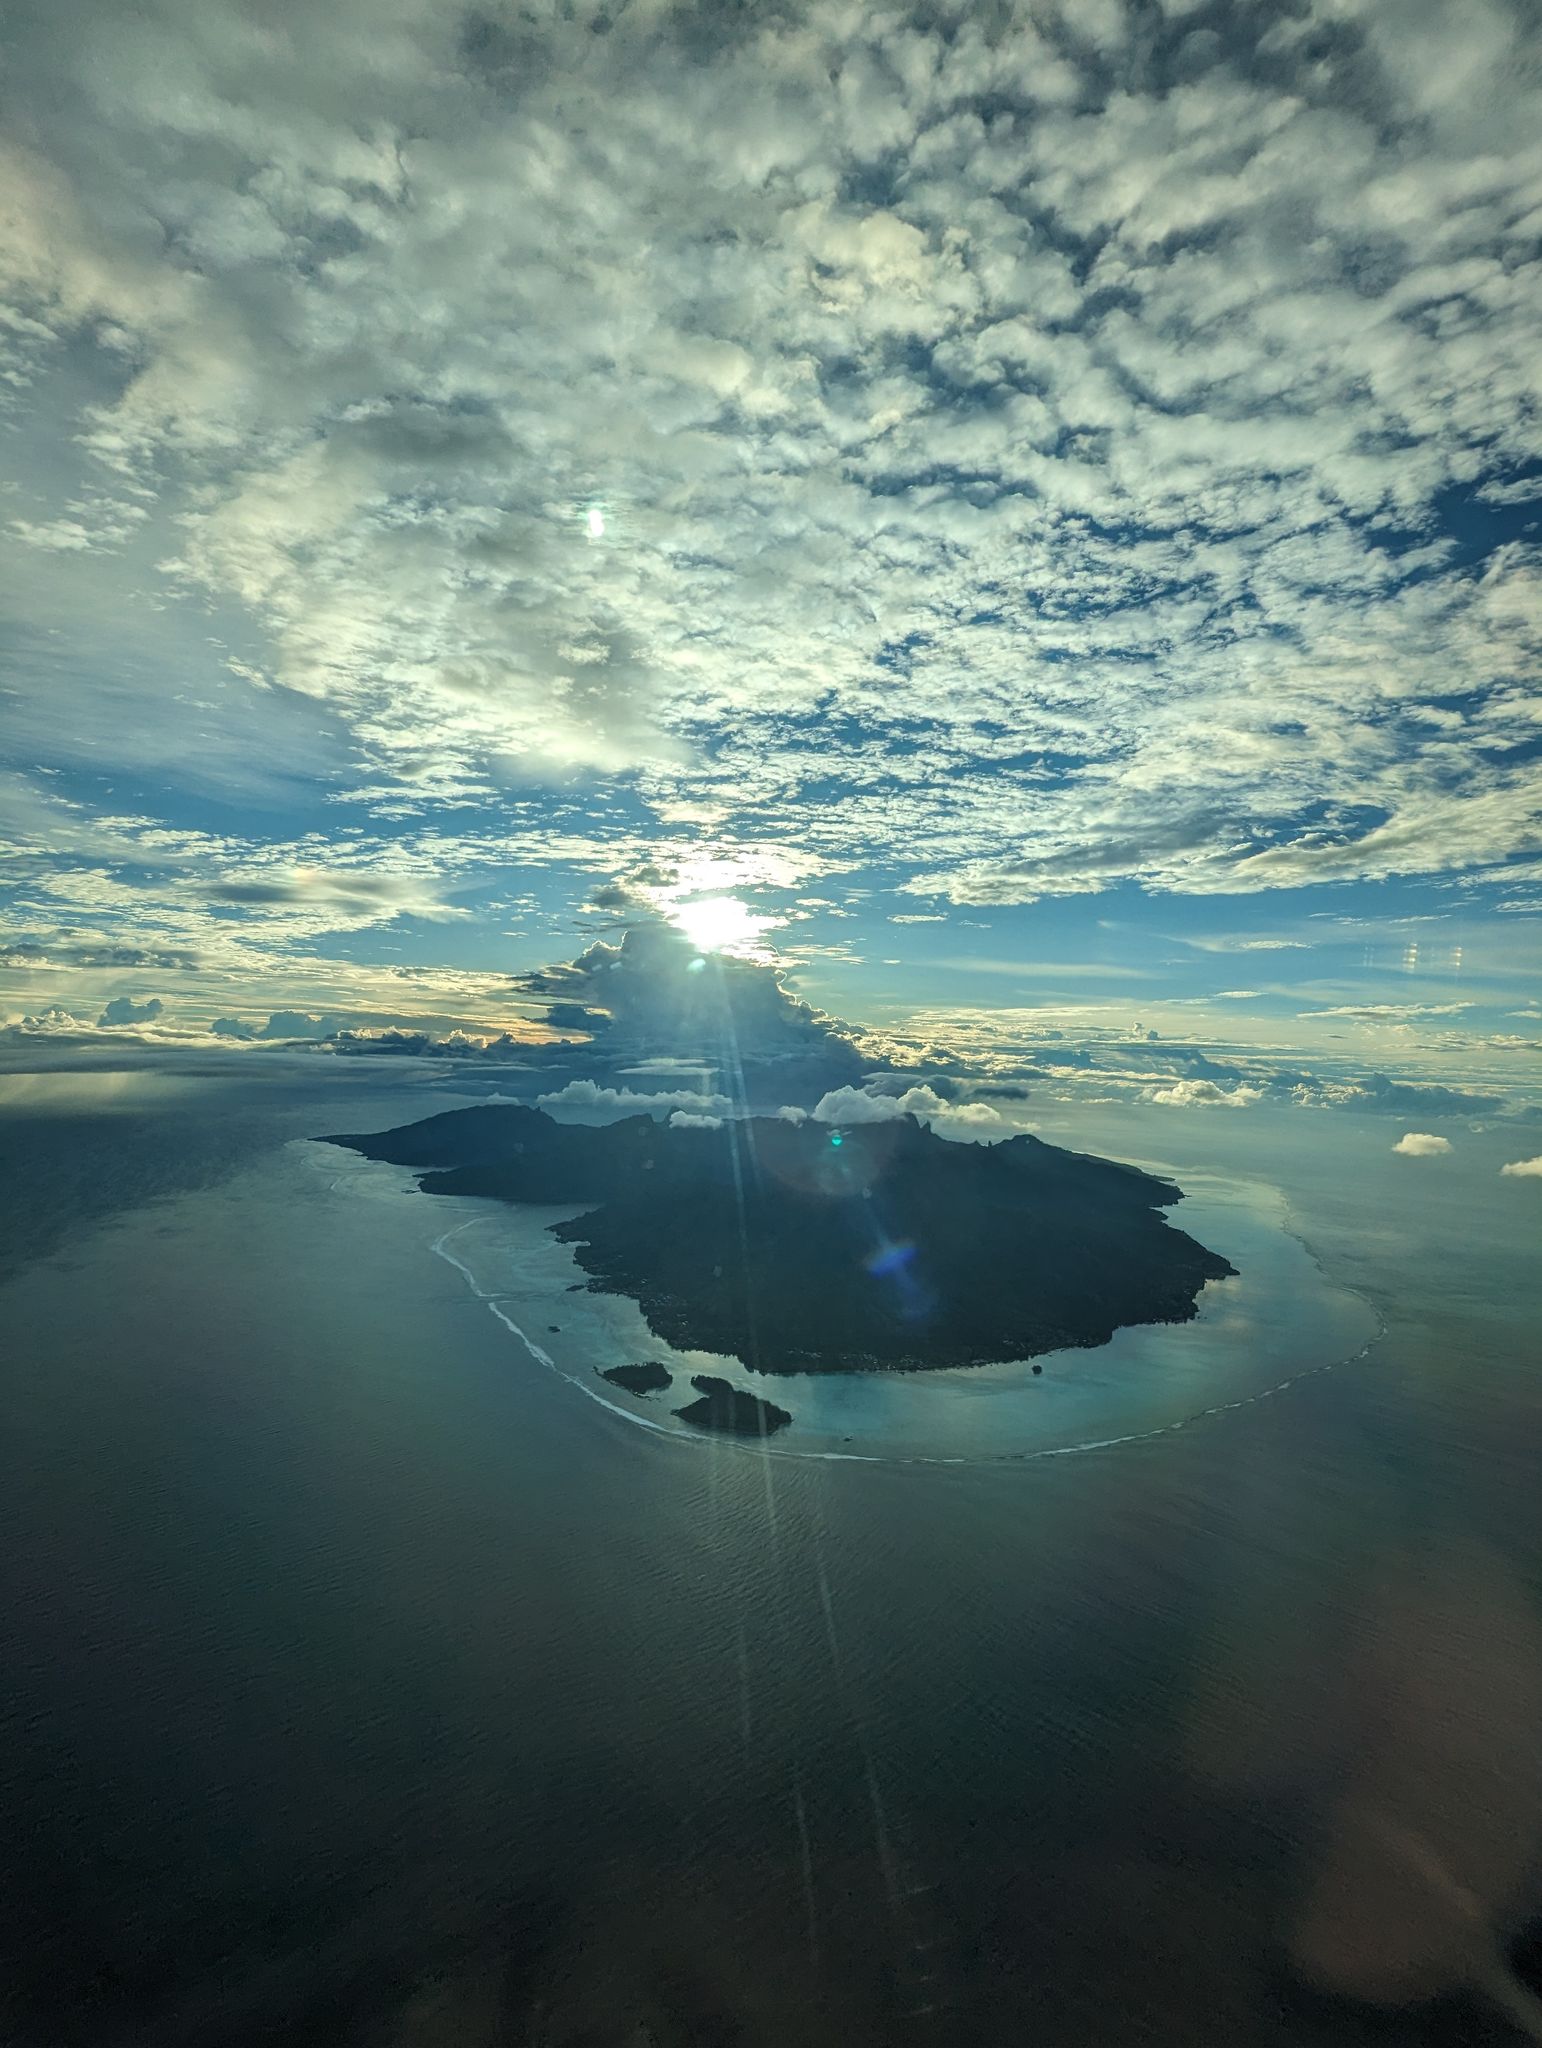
<box><xmin>327</xmin><ymin>1105</ymin><xmax>1235</xmax><ymax>1435</ymax></box>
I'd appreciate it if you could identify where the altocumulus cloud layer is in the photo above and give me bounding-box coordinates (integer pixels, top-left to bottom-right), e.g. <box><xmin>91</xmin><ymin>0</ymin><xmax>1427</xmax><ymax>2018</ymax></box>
<box><xmin>2</xmin><ymin>0</ymin><xmax>1541</xmax><ymax>1014</ymax></box>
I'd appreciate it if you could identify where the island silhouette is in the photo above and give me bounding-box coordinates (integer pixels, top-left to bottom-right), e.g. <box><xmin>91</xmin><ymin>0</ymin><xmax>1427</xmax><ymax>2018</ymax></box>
<box><xmin>600</xmin><ymin>1361</ymin><xmax>673</xmax><ymax>1395</ymax></box>
<box><xmin>326</xmin><ymin>1104</ymin><xmax>1235</xmax><ymax>1376</ymax></box>
<box><xmin>675</xmin><ymin>1374</ymin><xmax>793</xmax><ymax>1437</ymax></box>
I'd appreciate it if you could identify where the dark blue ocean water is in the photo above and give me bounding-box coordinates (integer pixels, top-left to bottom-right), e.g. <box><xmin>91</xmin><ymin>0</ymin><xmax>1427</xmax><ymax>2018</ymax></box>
<box><xmin>2</xmin><ymin>1061</ymin><xmax>1540</xmax><ymax>2046</ymax></box>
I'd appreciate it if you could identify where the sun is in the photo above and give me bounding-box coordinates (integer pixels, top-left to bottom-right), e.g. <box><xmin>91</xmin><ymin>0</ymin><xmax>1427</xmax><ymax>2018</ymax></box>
<box><xmin>668</xmin><ymin>895</ymin><xmax>770</xmax><ymax>956</ymax></box>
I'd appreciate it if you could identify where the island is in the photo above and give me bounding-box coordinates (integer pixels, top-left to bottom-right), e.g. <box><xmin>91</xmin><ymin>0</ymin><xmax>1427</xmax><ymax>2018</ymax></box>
<box><xmin>674</xmin><ymin>1375</ymin><xmax>793</xmax><ymax>1437</ymax></box>
<box><xmin>326</xmin><ymin>1103</ymin><xmax>1236</xmax><ymax>1374</ymax></box>
<box><xmin>600</xmin><ymin>1361</ymin><xmax>673</xmax><ymax>1395</ymax></box>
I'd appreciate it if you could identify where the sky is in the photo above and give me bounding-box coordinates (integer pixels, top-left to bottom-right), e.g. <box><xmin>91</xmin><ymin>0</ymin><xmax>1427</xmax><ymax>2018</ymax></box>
<box><xmin>1</xmin><ymin>0</ymin><xmax>1540</xmax><ymax>1096</ymax></box>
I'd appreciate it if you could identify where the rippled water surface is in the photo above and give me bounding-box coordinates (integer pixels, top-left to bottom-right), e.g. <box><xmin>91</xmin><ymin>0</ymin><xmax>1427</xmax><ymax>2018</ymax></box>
<box><xmin>2</xmin><ymin>1069</ymin><xmax>1540</xmax><ymax>2047</ymax></box>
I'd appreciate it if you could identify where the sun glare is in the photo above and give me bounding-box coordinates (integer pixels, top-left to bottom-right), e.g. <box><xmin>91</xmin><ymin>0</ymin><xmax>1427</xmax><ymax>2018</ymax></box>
<box><xmin>668</xmin><ymin>895</ymin><xmax>767</xmax><ymax>956</ymax></box>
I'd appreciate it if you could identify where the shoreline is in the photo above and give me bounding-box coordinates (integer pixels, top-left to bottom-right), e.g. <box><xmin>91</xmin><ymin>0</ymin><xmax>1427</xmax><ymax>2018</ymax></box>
<box><xmin>390</xmin><ymin>1153</ymin><xmax>1383</xmax><ymax>1471</ymax></box>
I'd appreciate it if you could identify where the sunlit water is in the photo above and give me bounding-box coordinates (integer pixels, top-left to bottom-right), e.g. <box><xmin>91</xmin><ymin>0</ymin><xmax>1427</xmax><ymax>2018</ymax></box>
<box><xmin>2</xmin><ymin>1069</ymin><xmax>1540</xmax><ymax>2046</ymax></box>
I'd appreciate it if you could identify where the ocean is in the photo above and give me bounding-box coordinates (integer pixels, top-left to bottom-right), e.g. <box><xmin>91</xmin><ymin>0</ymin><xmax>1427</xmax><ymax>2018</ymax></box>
<box><xmin>1</xmin><ymin>1059</ymin><xmax>1539</xmax><ymax>2045</ymax></box>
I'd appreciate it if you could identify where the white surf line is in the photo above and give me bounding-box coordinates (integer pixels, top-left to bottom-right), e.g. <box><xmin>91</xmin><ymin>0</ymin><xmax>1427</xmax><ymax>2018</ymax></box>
<box><xmin>428</xmin><ymin>1217</ymin><xmax>1386</xmax><ymax>1472</ymax></box>
<box><xmin>430</xmin><ymin>1220</ymin><xmax>686</xmax><ymax>1439</ymax></box>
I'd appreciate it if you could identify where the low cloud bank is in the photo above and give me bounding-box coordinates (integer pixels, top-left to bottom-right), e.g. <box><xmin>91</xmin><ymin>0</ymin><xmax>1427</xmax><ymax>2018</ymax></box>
<box><xmin>2</xmin><ymin>1003</ymin><xmax>186</xmax><ymax>1045</ymax></box>
<box><xmin>324</xmin><ymin>1026</ymin><xmax>529</xmax><ymax>1059</ymax></box>
<box><xmin>812</xmin><ymin>1083</ymin><xmax>1006</xmax><ymax>1141</ymax></box>
<box><xmin>538</xmin><ymin>1078</ymin><xmax>733</xmax><ymax>1123</ymax></box>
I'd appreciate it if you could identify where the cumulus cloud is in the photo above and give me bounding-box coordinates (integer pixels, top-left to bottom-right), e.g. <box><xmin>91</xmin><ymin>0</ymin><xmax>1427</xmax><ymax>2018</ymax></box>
<box><xmin>1147</xmin><ymin>1078</ymin><xmax>1261</xmax><ymax>1108</ymax></box>
<box><xmin>96</xmin><ymin>995</ymin><xmax>164</xmax><ymax>1027</ymax></box>
<box><xmin>212</xmin><ymin>1010</ymin><xmax>362</xmax><ymax>1041</ymax></box>
<box><xmin>513</xmin><ymin>922</ymin><xmax>865</xmax><ymax>1096</ymax></box>
<box><xmin>814</xmin><ymin>1086</ymin><xmax>925</xmax><ymax>1125</ymax></box>
<box><xmin>0</xmin><ymin>1007</ymin><xmax>87</xmax><ymax>1038</ymax></box>
<box><xmin>253</xmin><ymin>1011</ymin><xmax>332</xmax><ymax>1041</ymax></box>
<box><xmin>537</xmin><ymin>1078</ymin><xmax>733</xmax><ymax>1123</ymax></box>
<box><xmin>926</xmin><ymin>1099</ymin><xmax>1010</xmax><ymax>1137</ymax></box>
<box><xmin>1392</xmin><ymin>1132</ymin><xmax>1453</xmax><ymax>1156</ymax></box>
<box><xmin>668</xmin><ymin>1109</ymin><xmax>724</xmax><ymax>1130</ymax></box>
<box><xmin>1499</xmin><ymin>1155</ymin><xmax>1542</xmax><ymax>1178</ymax></box>
<box><xmin>323</xmin><ymin>1026</ymin><xmax>530</xmax><ymax>1059</ymax></box>
<box><xmin>812</xmin><ymin>1082</ymin><xmax>1006</xmax><ymax>1139</ymax></box>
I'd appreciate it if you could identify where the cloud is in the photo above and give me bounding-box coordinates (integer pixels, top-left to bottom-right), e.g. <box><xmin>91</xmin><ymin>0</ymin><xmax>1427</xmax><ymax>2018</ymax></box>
<box><xmin>254</xmin><ymin>1011</ymin><xmax>331</xmax><ymax>1040</ymax></box>
<box><xmin>1305</xmin><ymin>1003</ymin><xmax>1475</xmax><ymax>1023</ymax></box>
<box><xmin>0</xmin><ymin>1007</ymin><xmax>87</xmax><ymax>1039</ymax></box>
<box><xmin>0</xmin><ymin>937</ymin><xmax>200</xmax><ymax>971</ymax></box>
<box><xmin>96</xmin><ymin>995</ymin><xmax>164</xmax><ymax>1027</ymax></box>
<box><xmin>1309</xmin><ymin>1074</ymin><xmax>1501</xmax><ymax>1118</ymax></box>
<box><xmin>2</xmin><ymin>0</ymin><xmax>1541</xmax><ymax>931</ymax></box>
<box><xmin>1180</xmin><ymin>936</ymin><xmax>1312</xmax><ymax>955</ymax></box>
<box><xmin>1392</xmin><ymin>1132</ymin><xmax>1452</xmax><ymax>1156</ymax></box>
<box><xmin>215</xmin><ymin>1015</ymin><xmax>409</xmax><ymax>1048</ymax></box>
<box><xmin>211</xmin><ymin>1010</ymin><xmax>355</xmax><ymax>1041</ymax></box>
<box><xmin>926</xmin><ymin>1098</ymin><xmax>1010</xmax><ymax>1137</ymax></box>
<box><xmin>813</xmin><ymin>1086</ymin><xmax>925</xmax><ymax>1125</ymax></box>
<box><xmin>1499</xmin><ymin>1155</ymin><xmax>1542</xmax><ymax>1178</ymax></box>
<box><xmin>323</xmin><ymin>1027</ymin><xmax>529</xmax><ymax>1059</ymax></box>
<box><xmin>1147</xmin><ymin>1078</ymin><xmax>1261</xmax><ymax>1108</ymax></box>
<box><xmin>668</xmin><ymin>1109</ymin><xmax>724</xmax><ymax>1130</ymax></box>
<box><xmin>811</xmin><ymin>1082</ymin><xmax>1006</xmax><ymax>1139</ymax></box>
<box><xmin>512</xmin><ymin>922</ymin><xmax>864</xmax><ymax>1094</ymax></box>
<box><xmin>537</xmin><ymin>1078</ymin><xmax>733</xmax><ymax>1122</ymax></box>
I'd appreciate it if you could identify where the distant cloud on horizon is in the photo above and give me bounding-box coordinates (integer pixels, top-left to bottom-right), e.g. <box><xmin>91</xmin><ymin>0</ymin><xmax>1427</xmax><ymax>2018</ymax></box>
<box><xmin>97</xmin><ymin>995</ymin><xmax>164</xmax><ymax>1029</ymax></box>
<box><xmin>1147</xmin><ymin>1078</ymin><xmax>1261</xmax><ymax>1109</ymax></box>
<box><xmin>538</xmin><ymin>1079</ymin><xmax>733</xmax><ymax>1123</ymax></box>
